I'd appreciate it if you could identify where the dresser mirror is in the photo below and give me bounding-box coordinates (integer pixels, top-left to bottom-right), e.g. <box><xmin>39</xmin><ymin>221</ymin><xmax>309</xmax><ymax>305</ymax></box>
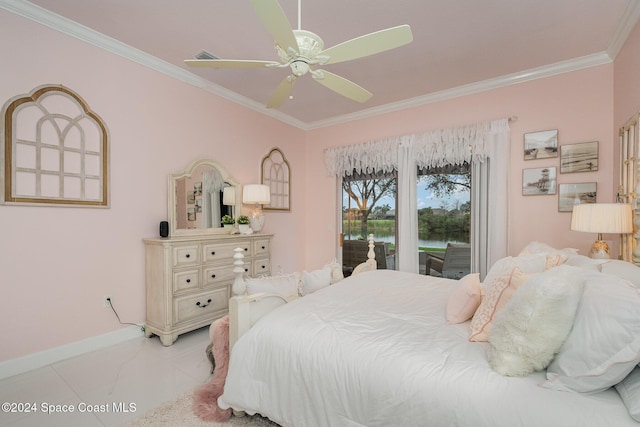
<box><xmin>168</xmin><ymin>159</ymin><xmax>242</xmax><ymax>236</ymax></box>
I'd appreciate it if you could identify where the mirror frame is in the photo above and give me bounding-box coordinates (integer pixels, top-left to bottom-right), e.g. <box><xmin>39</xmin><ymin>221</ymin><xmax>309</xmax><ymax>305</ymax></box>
<box><xmin>168</xmin><ymin>158</ymin><xmax>242</xmax><ymax>237</ymax></box>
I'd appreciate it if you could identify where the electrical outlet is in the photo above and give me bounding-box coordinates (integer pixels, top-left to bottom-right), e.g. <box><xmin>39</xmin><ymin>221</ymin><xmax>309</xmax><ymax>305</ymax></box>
<box><xmin>103</xmin><ymin>295</ymin><xmax>111</xmax><ymax>308</ymax></box>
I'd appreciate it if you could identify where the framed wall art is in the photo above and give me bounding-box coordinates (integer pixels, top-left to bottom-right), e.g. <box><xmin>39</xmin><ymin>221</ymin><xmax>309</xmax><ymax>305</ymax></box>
<box><xmin>261</xmin><ymin>147</ymin><xmax>291</xmax><ymax>211</ymax></box>
<box><xmin>560</xmin><ymin>141</ymin><xmax>598</xmax><ymax>173</ymax></box>
<box><xmin>558</xmin><ymin>182</ymin><xmax>596</xmax><ymax>212</ymax></box>
<box><xmin>524</xmin><ymin>129</ymin><xmax>558</xmax><ymax>160</ymax></box>
<box><xmin>522</xmin><ymin>167</ymin><xmax>557</xmax><ymax>195</ymax></box>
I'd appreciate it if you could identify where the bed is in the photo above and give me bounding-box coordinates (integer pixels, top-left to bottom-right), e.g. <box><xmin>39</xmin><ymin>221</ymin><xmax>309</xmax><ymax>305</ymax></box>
<box><xmin>216</xmin><ymin>238</ymin><xmax>640</xmax><ymax>426</ymax></box>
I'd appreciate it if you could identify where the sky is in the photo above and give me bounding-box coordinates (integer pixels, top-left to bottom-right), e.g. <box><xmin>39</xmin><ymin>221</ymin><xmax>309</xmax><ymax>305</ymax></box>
<box><xmin>343</xmin><ymin>180</ymin><xmax>470</xmax><ymax>211</ymax></box>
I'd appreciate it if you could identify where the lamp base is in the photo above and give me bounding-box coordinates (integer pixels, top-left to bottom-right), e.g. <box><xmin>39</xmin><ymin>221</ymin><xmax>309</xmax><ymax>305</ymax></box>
<box><xmin>249</xmin><ymin>212</ymin><xmax>265</xmax><ymax>233</ymax></box>
<box><xmin>589</xmin><ymin>240</ymin><xmax>610</xmax><ymax>259</ymax></box>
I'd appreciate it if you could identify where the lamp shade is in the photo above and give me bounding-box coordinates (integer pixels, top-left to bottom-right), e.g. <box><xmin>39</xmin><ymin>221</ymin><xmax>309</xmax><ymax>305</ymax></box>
<box><xmin>243</xmin><ymin>184</ymin><xmax>271</xmax><ymax>204</ymax></box>
<box><xmin>222</xmin><ymin>186</ymin><xmax>235</xmax><ymax>206</ymax></box>
<box><xmin>571</xmin><ymin>203</ymin><xmax>633</xmax><ymax>234</ymax></box>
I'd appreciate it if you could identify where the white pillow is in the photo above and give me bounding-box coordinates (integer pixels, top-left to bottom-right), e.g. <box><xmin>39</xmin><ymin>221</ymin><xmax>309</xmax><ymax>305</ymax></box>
<box><xmin>323</xmin><ymin>259</ymin><xmax>344</xmax><ymax>284</ymax></box>
<box><xmin>488</xmin><ymin>265</ymin><xmax>584</xmax><ymax>376</ymax></box>
<box><xmin>245</xmin><ymin>273</ymin><xmax>300</xmax><ymax>299</ymax></box>
<box><xmin>481</xmin><ymin>255</ymin><xmax>546</xmax><ymax>292</ymax></box>
<box><xmin>517</xmin><ymin>241</ymin><xmax>574</xmax><ymax>269</ymax></box>
<box><xmin>542</xmin><ymin>270</ymin><xmax>640</xmax><ymax>393</ymax></box>
<box><xmin>300</xmin><ymin>268</ymin><xmax>332</xmax><ymax>295</ymax></box>
<box><xmin>598</xmin><ymin>260</ymin><xmax>640</xmax><ymax>287</ymax></box>
<box><xmin>564</xmin><ymin>254</ymin><xmax>606</xmax><ymax>271</ymax></box>
<box><xmin>615</xmin><ymin>365</ymin><xmax>640</xmax><ymax>421</ymax></box>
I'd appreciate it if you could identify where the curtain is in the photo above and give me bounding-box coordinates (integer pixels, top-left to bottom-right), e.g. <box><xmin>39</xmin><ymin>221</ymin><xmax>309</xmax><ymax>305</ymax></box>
<box><xmin>325</xmin><ymin>118</ymin><xmax>510</xmax><ymax>274</ymax></box>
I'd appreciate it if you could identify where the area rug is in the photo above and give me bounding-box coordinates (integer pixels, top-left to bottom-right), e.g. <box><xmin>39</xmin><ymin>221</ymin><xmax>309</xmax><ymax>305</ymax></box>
<box><xmin>123</xmin><ymin>391</ymin><xmax>279</xmax><ymax>427</ymax></box>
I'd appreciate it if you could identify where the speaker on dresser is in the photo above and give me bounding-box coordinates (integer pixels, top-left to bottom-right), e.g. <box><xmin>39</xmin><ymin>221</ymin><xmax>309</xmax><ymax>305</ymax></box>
<box><xmin>159</xmin><ymin>221</ymin><xmax>169</xmax><ymax>237</ymax></box>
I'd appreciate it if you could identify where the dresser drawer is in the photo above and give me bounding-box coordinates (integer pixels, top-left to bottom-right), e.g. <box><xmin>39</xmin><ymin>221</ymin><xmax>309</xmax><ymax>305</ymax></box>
<box><xmin>202</xmin><ymin>241</ymin><xmax>250</xmax><ymax>263</ymax></box>
<box><xmin>203</xmin><ymin>263</ymin><xmax>235</xmax><ymax>287</ymax></box>
<box><xmin>253</xmin><ymin>239</ymin><xmax>270</xmax><ymax>256</ymax></box>
<box><xmin>173</xmin><ymin>269</ymin><xmax>200</xmax><ymax>293</ymax></box>
<box><xmin>252</xmin><ymin>257</ymin><xmax>271</xmax><ymax>276</ymax></box>
<box><xmin>174</xmin><ymin>289</ymin><xmax>228</xmax><ymax>324</ymax></box>
<box><xmin>173</xmin><ymin>245</ymin><xmax>200</xmax><ymax>267</ymax></box>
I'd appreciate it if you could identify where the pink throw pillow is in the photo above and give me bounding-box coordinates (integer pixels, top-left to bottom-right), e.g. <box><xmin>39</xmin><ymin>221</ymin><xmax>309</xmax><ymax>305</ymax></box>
<box><xmin>446</xmin><ymin>273</ymin><xmax>482</xmax><ymax>324</ymax></box>
<box><xmin>468</xmin><ymin>267</ymin><xmax>530</xmax><ymax>342</ymax></box>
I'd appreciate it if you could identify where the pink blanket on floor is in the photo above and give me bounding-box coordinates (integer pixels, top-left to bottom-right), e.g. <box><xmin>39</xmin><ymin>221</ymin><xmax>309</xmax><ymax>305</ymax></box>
<box><xmin>192</xmin><ymin>315</ymin><xmax>232</xmax><ymax>421</ymax></box>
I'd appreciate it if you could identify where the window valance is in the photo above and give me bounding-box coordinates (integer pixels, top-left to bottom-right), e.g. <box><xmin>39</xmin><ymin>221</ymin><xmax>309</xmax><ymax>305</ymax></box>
<box><xmin>324</xmin><ymin>119</ymin><xmax>509</xmax><ymax>176</ymax></box>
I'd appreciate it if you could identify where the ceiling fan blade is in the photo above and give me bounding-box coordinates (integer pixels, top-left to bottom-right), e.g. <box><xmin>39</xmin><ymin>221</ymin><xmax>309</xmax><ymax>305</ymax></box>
<box><xmin>321</xmin><ymin>25</ymin><xmax>413</xmax><ymax>65</ymax></box>
<box><xmin>184</xmin><ymin>59</ymin><xmax>279</xmax><ymax>69</ymax></box>
<box><xmin>267</xmin><ymin>75</ymin><xmax>295</xmax><ymax>109</ymax></box>
<box><xmin>249</xmin><ymin>0</ymin><xmax>299</xmax><ymax>54</ymax></box>
<box><xmin>313</xmin><ymin>70</ymin><xmax>372</xmax><ymax>103</ymax></box>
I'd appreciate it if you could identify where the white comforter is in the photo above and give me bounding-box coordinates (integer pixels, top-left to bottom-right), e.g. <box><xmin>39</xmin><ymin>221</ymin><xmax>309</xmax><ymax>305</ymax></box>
<box><xmin>218</xmin><ymin>270</ymin><xmax>635</xmax><ymax>426</ymax></box>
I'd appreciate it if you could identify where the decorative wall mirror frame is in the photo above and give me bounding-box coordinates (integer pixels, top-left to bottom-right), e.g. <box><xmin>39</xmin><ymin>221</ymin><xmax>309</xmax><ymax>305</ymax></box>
<box><xmin>168</xmin><ymin>158</ymin><xmax>242</xmax><ymax>237</ymax></box>
<box><xmin>619</xmin><ymin>112</ymin><xmax>640</xmax><ymax>266</ymax></box>
<box><xmin>1</xmin><ymin>84</ymin><xmax>109</xmax><ymax>207</ymax></box>
<box><xmin>261</xmin><ymin>147</ymin><xmax>290</xmax><ymax>211</ymax></box>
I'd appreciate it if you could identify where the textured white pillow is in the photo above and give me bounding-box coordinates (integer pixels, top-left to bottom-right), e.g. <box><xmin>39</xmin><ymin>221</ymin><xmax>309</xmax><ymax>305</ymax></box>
<box><xmin>615</xmin><ymin>365</ymin><xmax>640</xmax><ymax>421</ymax></box>
<box><xmin>488</xmin><ymin>265</ymin><xmax>584</xmax><ymax>376</ymax></box>
<box><xmin>599</xmin><ymin>260</ymin><xmax>640</xmax><ymax>287</ymax></box>
<box><xmin>323</xmin><ymin>259</ymin><xmax>344</xmax><ymax>284</ymax></box>
<box><xmin>245</xmin><ymin>273</ymin><xmax>300</xmax><ymax>299</ymax></box>
<box><xmin>517</xmin><ymin>241</ymin><xmax>574</xmax><ymax>269</ymax></box>
<box><xmin>300</xmin><ymin>267</ymin><xmax>332</xmax><ymax>295</ymax></box>
<box><xmin>543</xmin><ymin>270</ymin><xmax>640</xmax><ymax>393</ymax></box>
<box><xmin>481</xmin><ymin>255</ymin><xmax>546</xmax><ymax>293</ymax></box>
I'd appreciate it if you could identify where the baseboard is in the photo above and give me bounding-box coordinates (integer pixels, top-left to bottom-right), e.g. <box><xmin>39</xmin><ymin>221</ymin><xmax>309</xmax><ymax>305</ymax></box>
<box><xmin>0</xmin><ymin>326</ymin><xmax>144</xmax><ymax>380</ymax></box>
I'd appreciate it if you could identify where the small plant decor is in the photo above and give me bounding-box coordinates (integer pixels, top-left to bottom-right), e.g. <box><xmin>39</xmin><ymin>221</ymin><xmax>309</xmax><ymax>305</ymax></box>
<box><xmin>237</xmin><ymin>215</ymin><xmax>250</xmax><ymax>225</ymax></box>
<box><xmin>221</xmin><ymin>215</ymin><xmax>235</xmax><ymax>225</ymax></box>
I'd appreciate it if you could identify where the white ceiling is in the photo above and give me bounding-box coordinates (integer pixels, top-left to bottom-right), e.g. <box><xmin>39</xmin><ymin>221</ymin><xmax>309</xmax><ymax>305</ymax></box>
<box><xmin>7</xmin><ymin>0</ymin><xmax>640</xmax><ymax>129</ymax></box>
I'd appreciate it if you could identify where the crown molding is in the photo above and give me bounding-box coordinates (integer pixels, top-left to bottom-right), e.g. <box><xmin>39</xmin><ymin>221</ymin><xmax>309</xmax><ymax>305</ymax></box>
<box><xmin>305</xmin><ymin>52</ymin><xmax>613</xmax><ymax>130</ymax></box>
<box><xmin>0</xmin><ymin>0</ymin><xmax>628</xmax><ymax>131</ymax></box>
<box><xmin>607</xmin><ymin>0</ymin><xmax>640</xmax><ymax>59</ymax></box>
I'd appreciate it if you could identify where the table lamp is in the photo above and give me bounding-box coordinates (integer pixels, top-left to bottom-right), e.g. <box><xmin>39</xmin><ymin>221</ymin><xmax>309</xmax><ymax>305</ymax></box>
<box><xmin>571</xmin><ymin>203</ymin><xmax>633</xmax><ymax>258</ymax></box>
<box><xmin>242</xmin><ymin>184</ymin><xmax>271</xmax><ymax>232</ymax></box>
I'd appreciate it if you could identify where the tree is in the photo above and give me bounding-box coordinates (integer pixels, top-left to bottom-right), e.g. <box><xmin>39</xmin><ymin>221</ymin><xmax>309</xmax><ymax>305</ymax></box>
<box><xmin>343</xmin><ymin>177</ymin><xmax>395</xmax><ymax>237</ymax></box>
<box><xmin>420</xmin><ymin>173</ymin><xmax>470</xmax><ymax>198</ymax></box>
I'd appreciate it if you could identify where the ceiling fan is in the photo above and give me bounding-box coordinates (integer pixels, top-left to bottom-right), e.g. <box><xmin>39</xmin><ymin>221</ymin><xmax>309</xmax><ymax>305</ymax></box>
<box><xmin>184</xmin><ymin>0</ymin><xmax>413</xmax><ymax>108</ymax></box>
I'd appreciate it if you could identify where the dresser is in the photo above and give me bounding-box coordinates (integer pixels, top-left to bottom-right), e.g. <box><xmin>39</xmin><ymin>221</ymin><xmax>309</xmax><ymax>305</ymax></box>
<box><xmin>143</xmin><ymin>233</ymin><xmax>272</xmax><ymax>346</ymax></box>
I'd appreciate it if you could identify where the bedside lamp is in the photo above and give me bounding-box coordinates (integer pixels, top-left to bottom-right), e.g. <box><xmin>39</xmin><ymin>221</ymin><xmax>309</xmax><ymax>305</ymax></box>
<box><xmin>242</xmin><ymin>184</ymin><xmax>271</xmax><ymax>232</ymax></box>
<box><xmin>571</xmin><ymin>203</ymin><xmax>633</xmax><ymax>259</ymax></box>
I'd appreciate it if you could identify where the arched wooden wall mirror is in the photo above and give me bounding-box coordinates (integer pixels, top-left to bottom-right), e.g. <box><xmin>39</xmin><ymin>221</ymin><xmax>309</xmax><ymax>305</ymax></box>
<box><xmin>261</xmin><ymin>147</ymin><xmax>290</xmax><ymax>211</ymax></box>
<box><xmin>168</xmin><ymin>159</ymin><xmax>242</xmax><ymax>236</ymax></box>
<box><xmin>1</xmin><ymin>85</ymin><xmax>109</xmax><ymax>207</ymax></box>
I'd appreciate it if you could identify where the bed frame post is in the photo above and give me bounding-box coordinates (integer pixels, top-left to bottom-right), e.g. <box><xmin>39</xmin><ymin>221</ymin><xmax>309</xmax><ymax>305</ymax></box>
<box><xmin>231</xmin><ymin>247</ymin><xmax>246</xmax><ymax>297</ymax></box>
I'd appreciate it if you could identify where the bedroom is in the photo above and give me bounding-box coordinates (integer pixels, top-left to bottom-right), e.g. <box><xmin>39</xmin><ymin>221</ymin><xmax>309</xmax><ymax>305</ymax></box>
<box><xmin>0</xmin><ymin>0</ymin><xmax>639</xmax><ymax>424</ymax></box>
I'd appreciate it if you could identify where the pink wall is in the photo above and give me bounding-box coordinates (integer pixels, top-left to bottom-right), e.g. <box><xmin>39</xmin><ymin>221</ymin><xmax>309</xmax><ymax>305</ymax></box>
<box><xmin>0</xmin><ymin>11</ymin><xmax>305</xmax><ymax>361</ymax></box>
<box><xmin>304</xmin><ymin>65</ymin><xmax>616</xmax><ymax>266</ymax></box>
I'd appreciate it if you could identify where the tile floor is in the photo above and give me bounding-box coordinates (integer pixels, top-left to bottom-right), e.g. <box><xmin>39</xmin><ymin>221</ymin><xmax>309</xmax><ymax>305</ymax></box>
<box><xmin>0</xmin><ymin>327</ymin><xmax>212</xmax><ymax>427</ymax></box>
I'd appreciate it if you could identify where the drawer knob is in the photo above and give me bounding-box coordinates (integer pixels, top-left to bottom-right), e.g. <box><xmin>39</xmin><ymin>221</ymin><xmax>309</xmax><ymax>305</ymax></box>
<box><xmin>261</xmin><ymin>265</ymin><xmax>266</xmax><ymax>269</ymax></box>
<box><xmin>261</xmin><ymin>245</ymin><xmax>266</xmax><ymax>249</ymax></box>
<box><xmin>185</xmin><ymin>254</ymin><xmax>190</xmax><ymax>258</ymax></box>
<box><xmin>211</xmin><ymin>251</ymin><xmax>215</xmax><ymax>255</ymax></box>
<box><xmin>244</xmin><ymin>248</ymin><xmax>248</xmax><ymax>251</ymax></box>
<box><xmin>244</xmin><ymin>268</ymin><xmax>249</xmax><ymax>272</ymax></box>
<box><xmin>196</xmin><ymin>298</ymin><xmax>212</xmax><ymax>308</ymax></box>
<box><xmin>186</xmin><ymin>279</ymin><xmax>191</xmax><ymax>283</ymax></box>
<box><xmin>211</xmin><ymin>274</ymin><xmax>216</xmax><ymax>279</ymax></box>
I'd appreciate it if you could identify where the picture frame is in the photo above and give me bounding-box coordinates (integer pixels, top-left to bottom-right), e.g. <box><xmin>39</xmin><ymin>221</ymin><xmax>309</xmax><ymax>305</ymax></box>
<box><xmin>524</xmin><ymin>129</ymin><xmax>558</xmax><ymax>160</ymax></box>
<box><xmin>193</xmin><ymin>182</ymin><xmax>202</xmax><ymax>196</ymax></box>
<box><xmin>187</xmin><ymin>191</ymin><xmax>195</xmax><ymax>204</ymax></box>
<box><xmin>522</xmin><ymin>167</ymin><xmax>557</xmax><ymax>195</ymax></box>
<box><xmin>187</xmin><ymin>207</ymin><xmax>196</xmax><ymax>221</ymax></box>
<box><xmin>560</xmin><ymin>141</ymin><xmax>598</xmax><ymax>173</ymax></box>
<box><xmin>558</xmin><ymin>182</ymin><xmax>597</xmax><ymax>212</ymax></box>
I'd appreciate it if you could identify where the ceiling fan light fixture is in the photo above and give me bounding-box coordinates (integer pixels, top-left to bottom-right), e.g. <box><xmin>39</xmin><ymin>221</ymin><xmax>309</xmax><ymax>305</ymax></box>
<box><xmin>290</xmin><ymin>60</ymin><xmax>310</xmax><ymax>76</ymax></box>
